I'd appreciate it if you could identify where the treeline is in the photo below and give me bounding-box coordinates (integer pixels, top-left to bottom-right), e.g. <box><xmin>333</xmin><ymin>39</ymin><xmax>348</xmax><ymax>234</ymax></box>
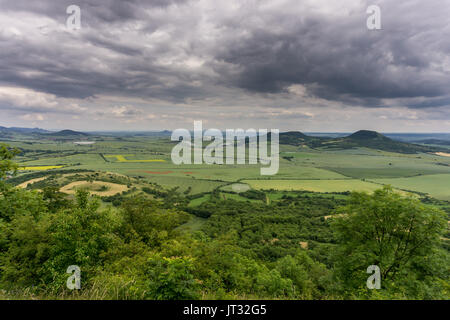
<box><xmin>7</xmin><ymin>169</ymin><xmax>95</xmax><ymax>186</ymax></box>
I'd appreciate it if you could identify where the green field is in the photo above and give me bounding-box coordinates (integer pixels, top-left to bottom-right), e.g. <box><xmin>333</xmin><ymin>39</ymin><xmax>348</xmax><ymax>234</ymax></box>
<box><xmin>372</xmin><ymin>174</ymin><xmax>450</xmax><ymax>200</ymax></box>
<box><xmin>243</xmin><ymin>179</ymin><xmax>381</xmax><ymax>193</ymax></box>
<box><xmin>4</xmin><ymin>134</ymin><xmax>450</xmax><ymax>201</ymax></box>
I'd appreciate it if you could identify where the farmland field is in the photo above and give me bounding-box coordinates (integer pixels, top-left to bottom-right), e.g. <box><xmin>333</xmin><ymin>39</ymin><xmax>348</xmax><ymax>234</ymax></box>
<box><xmin>372</xmin><ymin>174</ymin><xmax>450</xmax><ymax>200</ymax></box>
<box><xmin>18</xmin><ymin>165</ymin><xmax>64</xmax><ymax>171</ymax></box>
<box><xmin>4</xmin><ymin>134</ymin><xmax>450</xmax><ymax>201</ymax></box>
<box><xmin>243</xmin><ymin>179</ymin><xmax>381</xmax><ymax>193</ymax></box>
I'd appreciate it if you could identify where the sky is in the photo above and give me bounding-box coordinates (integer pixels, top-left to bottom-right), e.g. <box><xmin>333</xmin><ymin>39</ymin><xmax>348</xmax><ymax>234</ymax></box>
<box><xmin>0</xmin><ymin>0</ymin><xmax>449</xmax><ymax>132</ymax></box>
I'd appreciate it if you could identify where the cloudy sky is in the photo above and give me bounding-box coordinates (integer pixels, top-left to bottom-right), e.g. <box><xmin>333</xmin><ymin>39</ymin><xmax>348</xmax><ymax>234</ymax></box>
<box><xmin>0</xmin><ymin>0</ymin><xmax>449</xmax><ymax>132</ymax></box>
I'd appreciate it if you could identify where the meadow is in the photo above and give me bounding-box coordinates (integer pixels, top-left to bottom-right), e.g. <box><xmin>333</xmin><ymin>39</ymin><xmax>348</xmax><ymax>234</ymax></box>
<box><xmin>372</xmin><ymin>174</ymin><xmax>450</xmax><ymax>201</ymax></box>
<box><xmin>243</xmin><ymin>179</ymin><xmax>381</xmax><ymax>193</ymax></box>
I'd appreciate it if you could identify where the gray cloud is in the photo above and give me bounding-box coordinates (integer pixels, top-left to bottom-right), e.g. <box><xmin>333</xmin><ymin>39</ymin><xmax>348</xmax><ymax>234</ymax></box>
<box><xmin>0</xmin><ymin>0</ymin><xmax>449</xmax><ymax>131</ymax></box>
<box><xmin>213</xmin><ymin>0</ymin><xmax>450</xmax><ymax>107</ymax></box>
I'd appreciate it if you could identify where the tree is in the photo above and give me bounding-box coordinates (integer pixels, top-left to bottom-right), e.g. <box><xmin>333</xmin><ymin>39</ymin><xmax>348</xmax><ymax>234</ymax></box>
<box><xmin>0</xmin><ymin>144</ymin><xmax>19</xmax><ymax>180</ymax></box>
<box><xmin>119</xmin><ymin>196</ymin><xmax>189</xmax><ymax>245</ymax></box>
<box><xmin>40</xmin><ymin>190</ymin><xmax>119</xmax><ymax>290</ymax></box>
<box><xmin>146</xmin><ymin>255</ymin><xmax>201</xmax><ymax>300</ymax></box>
<box><xmin>42</xmin><ymin>186</ymin><xmax>71</xmax><ymax>212</ymax></box>
<box><xmin>331</xmin><ymin>186</ymin><xmax>447</xmax><ymax>298</ymax></box>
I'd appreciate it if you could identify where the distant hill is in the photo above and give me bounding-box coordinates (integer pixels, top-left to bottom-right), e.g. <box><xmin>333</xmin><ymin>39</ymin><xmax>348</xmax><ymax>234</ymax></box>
<box><xmin>134</xmin><ymin>130</ymin><xmax>172</xmax><ymax>137</ymax></box>
<box><xmin>339</xmin><ymin>130</ymin><xmax>439</xmax><ymax>153</ymax></box>
<box><xmin>276</xmin><ymin>131</ymin><xmax>326</xmax><ymax>147</ymax></box>
<box><xmin>384</xmin><ymin>133</ymin><xmax>450</xmax><ymax>143</ymax></box>
<box><xmin>0</xmin><ymin>126</ymin><xmax>51</xmax><ymax>139</ymax></box>
<box><xmin>45</xmin><ymin>130</ymin><xmax>89</xmax><ymax>137</ymax></box>
<box><xmin>0</xmin><ymin>126</ymin><xmax>50</xmax><ymax>135</ymax></box>
<box><xmin>347</xmin><ymin>130</ymin><xmax>386</xmax><ymax>140</ymax></box>
<box><xmin>277</xmin><ymin>130</ymin><xmax>443</xmax><ymax>154</ymax></box>
<box><xmin>10</xmin><ymin>127</ymin><xmax>50</xmax><ymax>134</ymax></box>
<box><xmin>411</xmin><ymin>139</ymin><xmax>450</xmax><ymax>146</ymax></box>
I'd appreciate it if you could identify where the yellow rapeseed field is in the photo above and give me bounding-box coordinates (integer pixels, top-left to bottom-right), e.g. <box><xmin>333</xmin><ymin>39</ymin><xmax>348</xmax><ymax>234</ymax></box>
<box><xmin>105</xmin><ymin>154</ymin><xmax>166</xmax><ymax>162</ymax></box>
<box><xmin>18</xmin><ymin>166</ymin><xmax>64</xmax><ymax>171</ymax></box>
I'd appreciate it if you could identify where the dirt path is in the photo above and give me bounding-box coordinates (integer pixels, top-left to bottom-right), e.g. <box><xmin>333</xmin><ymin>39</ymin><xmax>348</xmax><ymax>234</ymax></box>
<box><xmin>17</xmin><ymin>177</ymin><xmax>47</xmax><ymax>188</ymax></box>
<box><xmin>60</xmin><ymin>180</ymin><xmax>128</xmax><ymax>196</ymax></box>
<box><xmin>435</xmin><ymin>152</ymin><xmax>450</xmax><ymax>157</ymax></box>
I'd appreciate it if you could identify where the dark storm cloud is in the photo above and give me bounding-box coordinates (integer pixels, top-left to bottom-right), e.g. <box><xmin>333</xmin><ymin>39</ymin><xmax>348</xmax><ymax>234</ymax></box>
<box><xmin>0</xmin><ymin>0</ymin><xmax>187</xmax><ymax>22</ymax></box>
<box><xmin>0</xmin><ymin>0</ymin><xmax>449</xmax><ymax>110</ymax></box>
<box><xmin>212</xmin><ymin>0</ymin><xmax>450</xmax><ymax>107</ymax></box>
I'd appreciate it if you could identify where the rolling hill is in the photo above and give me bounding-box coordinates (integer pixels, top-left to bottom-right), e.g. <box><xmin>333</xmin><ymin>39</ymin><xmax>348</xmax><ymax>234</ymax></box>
<box><xmin>278</xmin><ymin>130</ymin><xmax>443</xmax><ymax>154</ymax></box>
<box><xmin>44</xmin><ymin>130</ymin><xmax>90</xmax><ymax>137</ymax></box>
<box><xmin>0</xmin><ymin>126</ymin><xmax>50</xmax><ymax>138</ymax></box>
<box><xmin>411</xmin><ymin>139</ymin><xmax>450</xmax><ymax>146</ymax></box>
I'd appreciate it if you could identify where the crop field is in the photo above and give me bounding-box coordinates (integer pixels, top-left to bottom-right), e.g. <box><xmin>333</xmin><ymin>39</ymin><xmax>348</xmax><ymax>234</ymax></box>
<box><xmin>104</xmin><ymin>154</ymin><xmax>167</xmax><ymax>162</ymax></box>
<box><xmin>18</xmin><ymin>165</ymin><xmax>64</xmax><ymax>171</ymax></box>
<box><xmin>4</xmin><ymin>135</ymin><xmax>450</xmax><ymax>201</ymax></box>
<box><xmin>266</xmin><ymin>191</ymin><xmax>350</xmax><ymax>201</ymax></box>
<box><xmin>142</xmin><ymin>175</ymin><xmax>226</xmax><ymax>194</ymax></box>
<box><xmin>372</xmin><ymin>174</ymin><xmax>450</xmax><ymax>200</ymax></box>
<box><xmin>243</xmin><ymin>179</ymin><xmax>381</xmax><ymax>193</ymax></box>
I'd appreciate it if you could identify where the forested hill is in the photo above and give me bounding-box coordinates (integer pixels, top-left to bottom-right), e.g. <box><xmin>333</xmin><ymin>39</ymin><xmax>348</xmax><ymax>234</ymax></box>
<box><xmin>277</xmin><ymin>130</ymin><xmax>444</xmax><ymax>154</ymax></box>
<box><xmin>0</xmin><ymin>126</ymin><xmax>50</xmax><ymax>138</ymax></box>
<box><xmin>44</xmin><ymin>130</ymin><xmax>89</xmax><ymax>137</ymax></box>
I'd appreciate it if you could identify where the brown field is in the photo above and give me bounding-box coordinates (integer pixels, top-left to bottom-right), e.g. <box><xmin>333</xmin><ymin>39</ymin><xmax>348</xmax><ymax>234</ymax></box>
<box><xmin>435</xmin><ymin>152</ymin><xmax>450</xmax><ymax>157</ymax></box>
<box><xmin>60</xmin><ymin>180</ymin><xmax>128</xmax><ymax>196</ymax></box>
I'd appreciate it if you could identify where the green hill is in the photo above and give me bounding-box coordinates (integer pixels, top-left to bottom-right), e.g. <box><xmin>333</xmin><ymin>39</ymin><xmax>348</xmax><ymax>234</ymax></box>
<box><xmin>45</xmin><ymin>130</ymin><xmax>89</xmax><ymax>137</ymax></box>
<box><xmin>278</xmin><ymin>131</ymin><xmax>322</xmax><ymax>146</ymax></box>
<box><xmin>0</xmin><ymin>126</ymin><xmax>50</xmax><ymax>138</ymax></box>
<box><xmin>278</xmin><ymin>130</ymin><xmax>443</xmax><ymax>154</ymax></box>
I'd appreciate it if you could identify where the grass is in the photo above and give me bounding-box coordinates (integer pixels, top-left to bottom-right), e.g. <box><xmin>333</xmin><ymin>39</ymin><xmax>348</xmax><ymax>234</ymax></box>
<box><xmin>243</xmin><ymin>179</ymin><xmax>381</xmax><ymax>193</ymax></box>
<box><xmin>60</xmin><ymin>181</ymin><xmax>128</xmax><ymax>196</ymax></box>
<box><xmin>220</xmin><ymin>183</ymin><xmax>251</xmax><ymax>192</ymax></box>
<box><xmin>188</xmin><ymin>195</ymin><xmax>211</xmax><ymax>207</ymax></box>
<box><xmin>17</xmin><ymin>177</ymin><xmax>47</xmax><ymax>188</ymax></box>
<box><xmin>177</xmin><ymin>215</ymin><xmax>207</xmax><ymax>232</ymax></box>
<box><xmin>141</xmin><ymin>175</ymin><xmax>226</xmax><ymax>194</ymax></box>
<box><xmin>323</xmin><ymin>166</ymin><xmax>450</xmax><ymax>179</ymax></box>
<box><xmin>266</xmin><ymin>191</ymin><xmax>349</xmax><ymax>201</ymax></box>
<box><xmin>219</xmin><ymin>192</ymin><xmax>262</xmax><ymax>203</ymax></box>
<box><xmin>372</xmin><ymin>174</ymin><xmax>450</xmax><ymax>201</ymax></box>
